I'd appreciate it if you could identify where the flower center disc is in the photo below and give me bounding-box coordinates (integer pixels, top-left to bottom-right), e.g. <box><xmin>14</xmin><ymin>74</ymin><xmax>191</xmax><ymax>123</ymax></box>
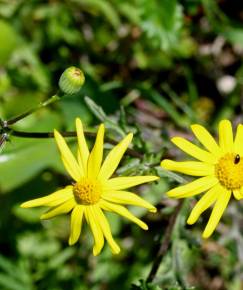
<box><xmin>215</xmin><ymin>153</ymin><xmax>243</xmax><ymax>190</ymax></box>
<box><xmin>73</xmin><ymin>178</ymin><xmax>101</xmax><ymax>205</ymax></box>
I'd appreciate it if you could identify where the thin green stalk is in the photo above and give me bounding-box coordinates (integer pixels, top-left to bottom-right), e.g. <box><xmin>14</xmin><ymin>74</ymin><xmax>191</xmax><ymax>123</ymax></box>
<box><xmin>6</xmin><ymin>95</ymin><xmax>60</xmax><ymax>125</ymax></box>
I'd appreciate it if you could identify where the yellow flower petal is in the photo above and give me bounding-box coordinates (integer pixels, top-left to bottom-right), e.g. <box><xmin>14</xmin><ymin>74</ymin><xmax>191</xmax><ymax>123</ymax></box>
<box><xmin>234</xmin><ymin>124</ymin><xmax>243</xmax><ymax>155</ymax></box>
<box><xmin>233</xmin><ymin>189</ymin><xmax>243</xmax><ymax>200</ymax></box>
<box><xmin>100</xmin><ymin>200</ymin><xmax>148</xmax><ymax>230</ymax></box>
<box><xmin>87</xmin><ymin>124</ymin><xmax>105</xmax><ymax>179</ymax></box>
<box><xmin>218</xmin><ymin>120</ymin><xmax>234</xmax><ymax>153</ymax></box>
<box><xmin>104</xmin><ymin>176</ymin><xmax>159</xmax><ymax>191</ymax></box>
<box><xmin>69</xmin><ymin>205</ymin><xmax>84</xmax><ymax>246</ymax></box>
<box><xmin>102</xmin><ymin>191</ymin><xmax>156</xmax><ymax>212</ymax></box>
<box><xmin>84</xmin><ymin>206</ymin><xmax>104</xmax><ymax>256</ymax></box>
<box><xmin>54</xmin><ymin>130</ymin><xmax>82</xmax><ymax>181</ymax></box>
<box><xmin>76</xmin><ymin>118</ymin><xmax>89</xmax><ymax>175</ymax></box>
<box><xmin>98</xmin><ymin>133</ymin><xmax>133</xmax><ymax>180</ymax></box>
<box><xmin>191</xmin><ymin>124</ymin><xmax>222</xmax><ymax>157</ymax></box>
<box><xmin>202</xmin><ymin>189</ymin><xmax>231</xmax><ymax>238</ymax></box>
<box><xmin>21</xmin><ymin>186</ymin><xmax>73</xmax><ymax>208</ymax></box>
<box><xmin>166</xmin><ymin>176</ymin><xmax>218</xmax><ymax>198</ymax></box>
<box><xmin>161</xmin><ymin>159</ymin><xmax>214</xmax><ymax>176</ymax></box>
<box><xmin>94</xmin><ymin>205</ymin><xmax>120</xmax><ymax>254</ymax></box>
<box><xmin>171</xmin><ymin>137</ymin><xmax>217</xmax><ymax>164</ymax></box>
<box><xmin>41</xmin><ymin>198</ymin><xmax>76</xmax><ymax>220</ymax></box>
<box><xmin>187</xmin><ymin>184</ymin><xmax>221</xmax><ymax>225</ymax></box>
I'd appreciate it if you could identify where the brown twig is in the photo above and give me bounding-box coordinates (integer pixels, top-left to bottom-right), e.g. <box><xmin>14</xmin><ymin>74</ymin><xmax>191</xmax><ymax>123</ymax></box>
<box><xmin>146</xmin><ymin>200</ymin><xmax>184</xmax><ymax>283</ymax></box>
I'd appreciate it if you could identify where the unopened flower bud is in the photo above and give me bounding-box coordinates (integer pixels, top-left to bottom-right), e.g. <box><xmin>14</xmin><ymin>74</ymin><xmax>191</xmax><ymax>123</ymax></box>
<box><xmin>59</xmin><ymin>67</ymin><xmax>85</xmax><ymax>94</ymax></box>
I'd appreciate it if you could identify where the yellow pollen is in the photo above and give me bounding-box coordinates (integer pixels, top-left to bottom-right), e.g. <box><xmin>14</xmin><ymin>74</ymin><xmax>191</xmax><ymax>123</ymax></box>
<box><xmin>215</xmin><ymin>153</ymin><xmax>243</xmax><ymax>190</ymax></box>
<box><xmin>73</xmin><ymin>178</ymin><xmax>101</xmax><ymax>205</ymax></box>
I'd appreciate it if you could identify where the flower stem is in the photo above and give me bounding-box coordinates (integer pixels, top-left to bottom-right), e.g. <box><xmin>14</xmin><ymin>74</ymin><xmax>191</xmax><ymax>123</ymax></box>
<box><xmin>6</xmin><ymin>95</ymin><xmax>60</xmax><ymax>125</ymax></box>
<box><xmin>10</xmin><ymin>129</ymin><xmax>143</xmax><ymax>159</ymax></box>
<box><xmin>146</xmin><ymin>200</ymin><xmax>184</xmax><ymax>283</ymax></box>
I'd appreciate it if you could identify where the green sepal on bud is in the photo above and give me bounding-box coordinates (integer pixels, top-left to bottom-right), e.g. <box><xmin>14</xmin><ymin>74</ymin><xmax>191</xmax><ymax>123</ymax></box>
<box><xmin>59</xmin><ymin>66</ymin><xmax>85</xmax><ymax>94</ymax></box>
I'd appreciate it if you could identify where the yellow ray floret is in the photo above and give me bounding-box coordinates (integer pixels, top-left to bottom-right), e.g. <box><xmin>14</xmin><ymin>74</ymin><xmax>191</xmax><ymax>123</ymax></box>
<box><xmin>161</xmin><ymin>119</ymin><xmax>243</xmax><ymax>238</ymax></box>
<box><xmin>161</xmin><ymin>160</ymin><xmax>214</xmax><ymax>176</ymax></box>
<box><xmin>218</xmin><ymin>119</ymin><xmax>234</xmax><ymax>153</ymax></box>
<box><xmin>101</xmin><ymin>190</ymin><xmax>156</xmax><ymax>212</ymax></box>
<box><xmin>98</xmin><ymin>133</ymin><xmax>133</xmax><ymax>180</ymax></box>
<box><xmin>171</xmin><ymin>137</ymin><xmax>217</xmax><ymax>164</ymax></box>
<box><xmin>54</xmin><ymin>130</ymin><xmax>82</xmax><ymax>181</ymax></box>
<box><xmin>190</xmin><ymin>124</ymin><xmax>222</xmax><ymax>157</ymax></box>
<box><xmin>21</xmin><ymin>118</ymin><xmax>158</xmax><ymax>255</ymax></box>
<box><xmin>87</xmin><ymin>124</ymin><xmax>104</xmax><ymax>179</ymax></box>
<box><xmin>69</xmin><ymin>205</ymin><xmax>84</xmax><ymax>245</ymax></box>
<box><xmin>234</xmin><ymin>124</ymin><xmax>243</xmax><ymax>155</ymax></box>
<box><xmin>76</xmin><ymin>118</ymin><xmax>89</xmax><ymax>174</ymax></box>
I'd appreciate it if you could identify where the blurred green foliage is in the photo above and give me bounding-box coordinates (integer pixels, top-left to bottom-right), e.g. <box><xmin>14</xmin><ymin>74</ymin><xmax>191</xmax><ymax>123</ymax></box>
<box><xmin>0</xmin><ymin>0</ymin><xmax>243</xmax><ymax>289</ymax></box>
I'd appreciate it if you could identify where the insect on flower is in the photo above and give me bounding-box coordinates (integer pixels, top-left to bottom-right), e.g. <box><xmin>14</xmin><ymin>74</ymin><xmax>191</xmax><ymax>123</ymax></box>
<box><xmin>161</xmin><ymin>120</ymin><xmax>243</xmax><ymax>238</ymax></box>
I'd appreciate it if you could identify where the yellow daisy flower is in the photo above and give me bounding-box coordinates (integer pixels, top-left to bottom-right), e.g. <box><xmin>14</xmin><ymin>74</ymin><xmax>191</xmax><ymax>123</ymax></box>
<box><xmin>21</xmin><ymin>118</ymin><xmax>158</xmax><ymax>255</ymax></box>
<box><xmin>161</xmin><ymin>119</ymin><xmax>243</xmax><ymax>238</ymax></box>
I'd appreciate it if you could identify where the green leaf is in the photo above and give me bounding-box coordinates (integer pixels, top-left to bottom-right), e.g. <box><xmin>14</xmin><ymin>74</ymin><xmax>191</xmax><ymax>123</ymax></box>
<box><xmin>47</xmin><ymin>247</ymin><xmax>75</xmax><ymax>269</ymax></box>
<box><xmin>131</xmin><ymin>279</ymin><xmax>161</xmax><ymax>290</ymax></box>
<box><xmin>84</xmin><ymin>96</ymin><xmax>126</xmax><ymax>136</ymax></box>
<box><xmin>223</xmin><ymin>27</ymin><xmax>243</xmax><ymax>46</ymax></box>
<box><xmin>8</xmin><ymin>45</ymin><xmax>51</xmax><ymax>92</ymax></box>
<box><xmin>0</xmin><ymin>256</ymin><xmax>33</xmax><ymax>290</ymax></box>
<box><xmin>0</xmin><ymin>139</ymin><xmax>62</xmax><ymax>192</ymax></box>
<box><xmin>75</xmin><ymin>0</ymin><xmax>120</xmax><ymax>29</ymax></box>
<box><xmin>17</xmin><ymin>232</ymin><xmax>60</xmax><ymax>259</ymax></box>
<box><xmin>0</xmin><ymin>20</ymin><xmax>18</xmax><ymax>65</ymax></box>
<box><xmin>138</xmin><ymin>0</ymin><xmax>183</xmax><ymax>50</ymax></box>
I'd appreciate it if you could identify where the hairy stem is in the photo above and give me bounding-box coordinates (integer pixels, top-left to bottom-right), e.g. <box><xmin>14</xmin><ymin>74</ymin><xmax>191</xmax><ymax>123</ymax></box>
<box><xmin>146</xmin><ymin>200</ymin><xmax>184</xmax><ymax>283</ymax></box>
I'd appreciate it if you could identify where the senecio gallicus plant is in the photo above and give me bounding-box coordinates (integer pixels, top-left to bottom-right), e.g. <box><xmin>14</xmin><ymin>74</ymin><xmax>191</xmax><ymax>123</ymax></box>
<box><xmin>21</xmin><ymin>119</ymin><xmax>158</xmax><ymax>255</ymax></box>
<box><xmin>1</xmin><ymin>66</ymin><xmax>242</xmax><ymax>260</ymax></box>
<box><xmin>161</xmin><ymin>120</ymin><xmax>243</xmax><ymax>238</ymax></box>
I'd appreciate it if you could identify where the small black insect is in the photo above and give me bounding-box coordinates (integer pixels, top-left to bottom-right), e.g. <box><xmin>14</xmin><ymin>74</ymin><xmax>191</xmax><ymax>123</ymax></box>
<box><xmin>234</xmin><ymin>154</ymin><xmax>240</xmax><ymax>164</ymax></box>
